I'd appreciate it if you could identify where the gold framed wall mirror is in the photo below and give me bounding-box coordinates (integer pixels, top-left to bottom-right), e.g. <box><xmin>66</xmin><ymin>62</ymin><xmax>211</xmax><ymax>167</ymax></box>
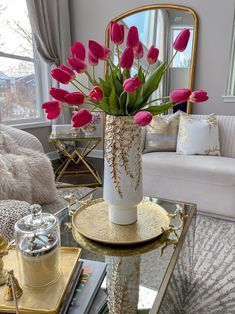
<box><xmin>105</xmin><ymin>4</ymin><xmax>198</xmax><ymax>113</ymax></box>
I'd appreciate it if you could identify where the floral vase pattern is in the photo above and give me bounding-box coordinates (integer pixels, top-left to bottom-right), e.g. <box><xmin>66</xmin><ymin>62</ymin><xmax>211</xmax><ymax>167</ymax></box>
<box><xmin>103</xmin><ymin>115</ymin><xmax>143</xmax><ymax>225</ymax></box>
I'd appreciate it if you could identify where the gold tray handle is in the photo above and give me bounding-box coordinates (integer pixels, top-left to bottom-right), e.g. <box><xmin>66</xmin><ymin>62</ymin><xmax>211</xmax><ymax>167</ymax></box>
<box><xmin>160</xmin><ymin>205</ymin><xmax>188</xmax><ymax>255</ymax></box>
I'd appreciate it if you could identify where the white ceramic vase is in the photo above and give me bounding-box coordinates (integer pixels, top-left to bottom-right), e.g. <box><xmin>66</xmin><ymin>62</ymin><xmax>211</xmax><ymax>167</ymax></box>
<box><xmin>103</xmin><ymin>115</ymin><xmax>143</xmax><ymax>225</ymax></box>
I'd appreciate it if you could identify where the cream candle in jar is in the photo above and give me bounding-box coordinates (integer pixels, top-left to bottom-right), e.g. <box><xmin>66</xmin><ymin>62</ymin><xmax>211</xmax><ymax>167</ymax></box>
<box><xmin>15</xmin><ymin>204</ymin><xmax>61</xmax><ymax>287</ymax></box>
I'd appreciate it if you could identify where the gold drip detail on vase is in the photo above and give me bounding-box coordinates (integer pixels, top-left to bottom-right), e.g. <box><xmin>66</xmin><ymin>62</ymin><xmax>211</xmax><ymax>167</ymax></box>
<box><xmin>105</xmin><ymin>115</ymin><xmax>142</xmax><ymax>197</ymax></box>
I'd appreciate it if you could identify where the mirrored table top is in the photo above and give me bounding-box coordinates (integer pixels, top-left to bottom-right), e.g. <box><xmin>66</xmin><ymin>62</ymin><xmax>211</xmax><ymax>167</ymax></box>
<box><xmin>56</xmin><ymin>187</ymin><xmax>196</xmax><ymax>313</ymax></box>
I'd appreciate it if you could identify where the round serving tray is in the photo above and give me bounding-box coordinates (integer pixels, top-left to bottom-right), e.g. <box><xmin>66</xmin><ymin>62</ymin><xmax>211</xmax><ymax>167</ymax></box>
<box><xmin>72</xmin><ymin>198</ymin><xmax>171</xmax><ymax>245</ymax></box>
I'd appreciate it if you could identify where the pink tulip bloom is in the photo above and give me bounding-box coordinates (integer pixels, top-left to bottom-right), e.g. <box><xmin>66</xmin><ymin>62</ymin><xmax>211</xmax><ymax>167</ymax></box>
<box><xmin>72</xmin><ymin>109</ymin><xmax>93</xmax><ymax>128</ymax></box>
<box><xmin>89</xmin><ymin>86</ymin><xmax>103</xmax><ymax>102</ymax></box>
<box><xmin>67</xmin><ymin>57</ymin><xmax>87</xmax><ymax>74</ymax></box>
<box><xmin>134</xmin><ymin>42</ymin><xmax>143</xmax><ymax>59</ymax></box>
<box><xmin>64</xmin><ymin>92</ymin><xmax>85</xmax><ymax>105</ymax></box>
<box><xmin>127</xmin><ymin>26</ymin><xmax>139</xmax><ymax>49</ymax></box>
<box><xmin>42</xmin><ymin>100</ymin><xmax>61</xmax><ymax>119</ymax></box>
<box><xmin>170</xmin><ymin>88</ymin><xmax>192</xmax><ymax>103</ymax></box>
<box><xmin>89</xmin><ymin>40</ymin><xmax>105</xmax><ymax>60</ymax></box>
<box><xmin>109</xmin><ymin>21</ymin><xmax>124</xmax><ymax>45</ymax></box>
<box><xmin>120</xmin><ymin>47</ymin><xmax>134</xmax><ymax>69</ymax></box>
<box><xmin>88</xmin><ymin>50</ymin><xmax>99</xmax><ymax>66</ymax></box>
<box><xmin>51</xmin><ymin>66</ymin><xmax>75</xmax><ymax>84</ymax></box>
<box><xmin>173</xmin><ymin>28</ymin><xmax>190</xmax><ymax>52</ymax></box>
<box><xmin>70</xmin><ymin>41</ymin><xmax>86</xmax><ymax>61</ymax></box>
<box><xmin>123</xmin><ymin>77</ymin><xmax>141</xmax><ymax>93</ymax></box>
<box><xmin>134</xmin><ymin>111</ymin><xmax>153</xmax><ymax>127</ymax></box>
<box><xmin>147</xmin><ymin>45</ymin><xmax>159</xmax><ymax>64</ymax></box>
<box><xmin>189</xmin><ymin>90</ymin><xmax>209</xmax><ymax>103</ymax></box>
<box><xmin>60</xmin><ymin>64</ymin><xmax>75</xmax><ymax>78</ymax></box>
<box><xmin>101</xmin><ymin>46</ymin><xmax>111</xmax><ymax>60</ymax></box>
<box><xmin>50</xmin><ymin>87</ymin><xmax>69</xmax><ymax>102</ymax></box>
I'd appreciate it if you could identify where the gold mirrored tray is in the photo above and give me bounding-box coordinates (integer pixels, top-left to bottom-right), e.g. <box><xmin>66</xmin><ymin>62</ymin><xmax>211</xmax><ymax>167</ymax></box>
<box><xmin>72</xmin><ymin>198</ymin><xmax>171</xmax><ymax>245</ymax></box>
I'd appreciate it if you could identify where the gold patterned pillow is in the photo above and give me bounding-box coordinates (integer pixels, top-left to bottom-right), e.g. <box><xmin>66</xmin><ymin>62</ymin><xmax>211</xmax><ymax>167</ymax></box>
<box><xmin>176</xmin><ymin>112</ymin><xmax>221</xmax><ymax>156</ymax></box>
<box><xmin>144</xmin><ymin>111</ymin><xmax>180</xmax><ymax>153</ymax></box>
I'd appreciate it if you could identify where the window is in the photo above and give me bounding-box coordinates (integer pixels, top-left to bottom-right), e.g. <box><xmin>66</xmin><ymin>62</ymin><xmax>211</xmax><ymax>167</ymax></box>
<box><xmin>171</xmin><ymin>27</ymin><xmax>193</xmax><ymax>68</ymax></box>
<box><xmin>0</xmin><ymin>0</ymin><xmax>49</xmax><ymax>125</ymax></box>
<box><xmin>124</xmin><ymin>11</ymin><xmax>151</xmax><ymax>47</ymax></box>
<box><xmin>226</xmin><ymin>13</ymin><xmax>235</xmax><ymax>97</ymax></box>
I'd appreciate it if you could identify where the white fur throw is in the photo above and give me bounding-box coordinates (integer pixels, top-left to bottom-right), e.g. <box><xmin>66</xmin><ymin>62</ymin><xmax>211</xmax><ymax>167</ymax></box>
<box><xmin>0</xmin><ymin>130</ymin><xmax>57</xmax><ymax>204</ymax></box>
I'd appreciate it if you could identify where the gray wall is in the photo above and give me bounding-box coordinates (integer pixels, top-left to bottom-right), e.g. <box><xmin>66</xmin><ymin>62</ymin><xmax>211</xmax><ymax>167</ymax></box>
<box><xmin>69</xmin><ymin>0</ymin><xmax>235</xmax><ymax>115</ymax></box>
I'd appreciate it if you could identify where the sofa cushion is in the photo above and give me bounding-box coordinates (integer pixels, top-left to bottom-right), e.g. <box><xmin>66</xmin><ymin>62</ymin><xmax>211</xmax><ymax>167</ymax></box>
<box><xmin>144</xmin><ymin>111</ymin><xmax>180</xmax><ymax>153</ymax></box>
<box><xmin>142</xmin><ymin>152</ymin><xmax>235</xmax><ymax>186</ymax></box>
<box><xmin>176</xmin><ymin>113</ymin><xmax>221</xmax><ymax>156</ymax></box>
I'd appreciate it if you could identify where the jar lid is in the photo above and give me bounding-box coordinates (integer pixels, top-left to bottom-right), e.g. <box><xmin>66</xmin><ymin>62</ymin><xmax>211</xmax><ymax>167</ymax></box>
<box><xmin>15</xmin><ymin>204</ymin><xmax>59</xmax><ymax>256</ymax></box>
<box><xmin>15</xmin><ymin>204</ymin><xmax>58</xmax><ymax>234</ymax></box>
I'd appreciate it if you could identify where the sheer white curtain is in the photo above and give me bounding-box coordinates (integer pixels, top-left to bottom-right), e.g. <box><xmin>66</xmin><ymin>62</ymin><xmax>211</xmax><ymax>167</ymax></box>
<box><xmin>26</xmin><ymin>0</ymin><xmax>72</xmax><ymax>123</ymax></box>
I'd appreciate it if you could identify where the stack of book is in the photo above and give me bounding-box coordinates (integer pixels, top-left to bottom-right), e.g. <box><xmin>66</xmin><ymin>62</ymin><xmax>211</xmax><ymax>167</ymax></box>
<box><xmin>64</xmin><ymin>259</ymin><xmax>107</xmax><ymax>314</ymax></box>
<box><xmin>0</xmin><ymin>248</ymin><xmax>107</xmax><ymax>314</ymax></box>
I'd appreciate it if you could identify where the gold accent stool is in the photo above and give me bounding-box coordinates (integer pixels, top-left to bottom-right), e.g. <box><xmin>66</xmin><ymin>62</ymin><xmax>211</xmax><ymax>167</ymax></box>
<box><xmin>0</xmin><ymin>234</ymin><xmax>8</xmax><ymax>285</ymax></box>
<box><xmin>49</xmin><ymin>134</ymin><xmax>102</xmax><ymax>188</ymax></box>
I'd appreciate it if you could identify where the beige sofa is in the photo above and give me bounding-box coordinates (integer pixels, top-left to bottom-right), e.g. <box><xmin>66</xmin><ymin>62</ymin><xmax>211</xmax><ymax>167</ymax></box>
<box><xmin>142</xmin><ymin>115</ymin><xmax>235</xmax><ymax>220</ymax></box>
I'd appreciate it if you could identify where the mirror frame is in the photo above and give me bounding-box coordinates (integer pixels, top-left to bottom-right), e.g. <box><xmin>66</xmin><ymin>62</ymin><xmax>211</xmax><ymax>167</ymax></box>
<box><xmin>105</xmin><ymin>4</ymin><xmax>198</xmax><ymax>113</ymax></box>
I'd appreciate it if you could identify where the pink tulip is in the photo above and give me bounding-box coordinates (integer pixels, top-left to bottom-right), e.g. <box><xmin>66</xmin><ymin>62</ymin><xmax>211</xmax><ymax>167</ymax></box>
<box><xmin>170</xmin><ymin>88</ymin><xmax>192</xmax><ymax>103</ymax></box>
<box><xmin>72</xmin><ymin>109</ymin><xmax>92</xmax><ymax>128</ymax></box>
<box><xmin>101</xmin><ymin>46</ymin><xmax>111</xmax><ymax>60</ymax></box>
<box><xmin>88</xmin><ymin>50</ymin><xmax>99</xmax><ymax>66</ymax></box>
<box><xmin>134</xmin><ymin>42</ymin><xmax>143</xmax><ymax>59</ymax></box>
<box><xmin>70</xmin><ymin>41</ymin><xmax>86</xmax><ymax>61</ymax></box>
<box><xmin>51</xmin><ymin>65</ymin><xmax>75</xmax><ymax>84</ymax></box>
<box><xmin>173</xmin><ymin>28</ymin><xmax>190</xmax><ymax>52</ymax></box>
<box><xmin>134</xmin><ymin>111</ymin><xmax>153</xmax><ymax>127</ymax></box>
<box><xmin>120</xmin><ymin>47</ymin><xmax>134</xmax><ymax>69</ymax></box>
<box><xmin>127</xmin><ymin>26</ymin><xmax>139</xmax><ymax>49</ymax></box>
<box><xmin>50</xmin><ymin>87</ymin><xmax>69</xmax><ymax>102</ymax></box>
<box><xmin>109</xmin><ymin>21</ymin><xmax>124</xmax><ymax>45</ymax></box>
<box><xmin>89</xmin><ymin>86</ymin><xmax>103</xmax><ymax>102</ymax></box>
<box><xmin>123</xmin><ymin>77</ymin><xmax>141</xmax><ymax>93</ymax></box>
<box><xmin>42</xmin><ymin>100</ymin><xmax>61</xmax><ymax>119</ymax></box>
<box><xmin>64</xmin><ymin>92</ymin><xmax>85</xmax><ymax>105</ymax></box>
<box><xmin>147</xmin><ymin>45</ymin><xmax>159</xmax><ymax>64</ymax></box>
<box><xmin>60</xmin><ymin>64</ymin><xmax>75</xmax><ymax>77</ymax></box>
<box><xmin>67</xmin><ymin>57</ymin><xmax>87</xmax><ymax>74</ymax></box>
<box><xmin>189</xmin><ymin>90</ymin><xmax>209</xmax><ymax>103</ymax></box>
<box><xmin>88</xmin><ymin>40</ymin><xmax>105</xmax><ymax>60</ymax></box>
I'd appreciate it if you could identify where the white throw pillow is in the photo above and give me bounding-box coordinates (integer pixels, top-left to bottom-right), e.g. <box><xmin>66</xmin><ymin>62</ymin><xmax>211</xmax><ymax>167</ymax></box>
<box><xmin>177</xmin><ymin>112</ymin><xmax>221</xmax><ymax>156</ymax></box>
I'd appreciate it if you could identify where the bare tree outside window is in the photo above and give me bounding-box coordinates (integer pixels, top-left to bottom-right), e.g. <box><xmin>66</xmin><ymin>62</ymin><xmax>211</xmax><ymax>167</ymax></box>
<box><xmin>0</xmin><ymin>0</ymin><xmax>43</xmax><ymax>123</ymax></box>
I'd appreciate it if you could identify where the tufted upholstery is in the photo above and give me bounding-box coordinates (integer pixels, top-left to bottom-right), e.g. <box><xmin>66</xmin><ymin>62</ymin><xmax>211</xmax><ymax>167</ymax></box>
<box><xmin>0</xmin><ymin>124</ymin><xmax>44</xmax><ymax>153</ymax></box>
<box><xmin>142</xmin><ymin>114</ymin><xmax>235</xmax><ymax>220</ymax></box>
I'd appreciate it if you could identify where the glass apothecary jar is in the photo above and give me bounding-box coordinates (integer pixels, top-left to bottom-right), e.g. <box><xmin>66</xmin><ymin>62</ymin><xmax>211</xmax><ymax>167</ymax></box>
<box><xmin>14</xmin><ymin>204</ymin><xmax>61</xmax><ymax>287</ymax></box>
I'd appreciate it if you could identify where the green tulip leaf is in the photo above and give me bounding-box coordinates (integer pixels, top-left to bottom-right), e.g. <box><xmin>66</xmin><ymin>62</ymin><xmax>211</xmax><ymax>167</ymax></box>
<box><xmin>109</xmin><ymin>86</ymin><xmax>119</xmax><ymax>115</ymax></box>
<box><xmin>144</xmin><ymin>102</ymin><xmax>173</xmax><ymax>115</ymax></box>
<box><xmin>137</xmin><ymin>66</ymin><xmax>145</xmax><ymax>84</ymax></box>
<box><xmin>142</xmin><ymin>62</ymin><xmax>166</xmax><ymax>100</ymax></box>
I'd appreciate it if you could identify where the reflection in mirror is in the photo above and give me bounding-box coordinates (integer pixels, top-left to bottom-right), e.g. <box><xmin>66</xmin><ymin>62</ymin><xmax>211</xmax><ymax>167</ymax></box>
<box><xmin>109</xmin><ymin>7</ymin><xmax>196</xmax><ymax>113</ymax></box>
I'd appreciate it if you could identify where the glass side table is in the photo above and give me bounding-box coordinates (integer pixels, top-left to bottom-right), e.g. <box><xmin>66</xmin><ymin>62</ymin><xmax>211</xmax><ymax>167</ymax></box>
<box><xmin>56</xmin><ymin>187</ymin><xmax>197</xmax><ymax>313</ymax></box>
<box><xmin>49</xmin><ymin>133</ymin><xmax>102</xmax><ymax>189</ymax></box>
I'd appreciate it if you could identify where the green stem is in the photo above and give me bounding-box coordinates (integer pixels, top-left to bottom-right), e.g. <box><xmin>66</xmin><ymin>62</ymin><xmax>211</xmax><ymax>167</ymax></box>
<box><xmin>146</xmin><ymin>96</ymin><xmax>170</xmax><ymax>105</ymax></box>
<box><xmin>164</xmin><ymin>51</ymin><xmax>177</xmax><ymax>73</ymax></box>
<box><xmin>74</xmin><ymin>78</ymin><xmax>90</xmax><ymax>91</ymax></box>
<box><xmin>70</xmin><ymin>81</ymin><xmax>86</xmax><ymax>95</ymax></box>
<box><xmin>146</xmin><ymin>64</ymin><xmax>150</xmax><ymax>77</ymax></box>
<box><xmin>117</xmin><ymin>45</ymin><xmax>120</xmax><ymax>63</ymax></box>
<box><xmin>92</xmin><ymin>66</ymin><xmax>95</xmax><ymax>82</ymax></box>
<box><xmin>85</xmin><ymin>71</ymin><xmax>97</xmax><ymax>86</ymax></box>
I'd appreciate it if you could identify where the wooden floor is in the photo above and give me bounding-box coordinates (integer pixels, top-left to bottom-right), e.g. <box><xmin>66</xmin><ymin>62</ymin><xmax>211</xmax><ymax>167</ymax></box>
<box><xmin>52</xmin><ymin>157</ymin><xmax>104</xmax><ymax>186</ymax></box>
